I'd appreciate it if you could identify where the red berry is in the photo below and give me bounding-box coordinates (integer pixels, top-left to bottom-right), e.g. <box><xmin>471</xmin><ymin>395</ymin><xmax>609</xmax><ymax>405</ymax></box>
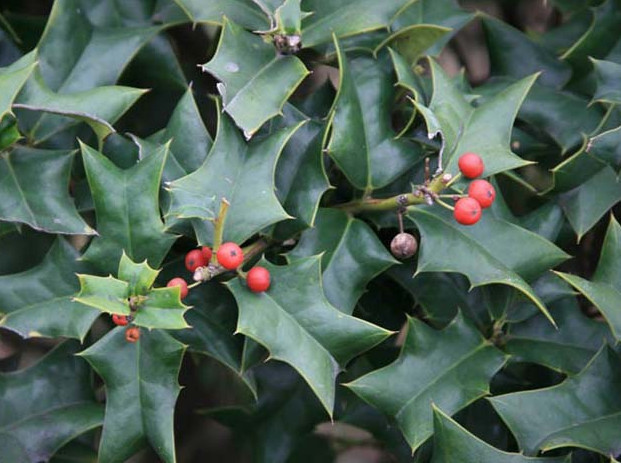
<box><xmin>125</xmin><ymin>326</ymin><xmax>140</xmax><ymax>343</ymax></box>
<box><xmin>468</xmin><ymin>179</ymin><xmax>496</xmax><ymax>209</ymax></box>
<box><xmin>458</xmin><ymin>152</ymin><xmax>484</xmax><ymax>178</ymax></box>
<box><xmin>167</xmin><ymin>277</ymin><xmax>189</xmax><ymax>299</ymax></box>
<box><xmin>201</xmin><ymin>246</ymin><xmax>213</xmax><ymax>262</ymax></box>
<box><xmin>112</xmin><ymin>314</ymin><xmax>129</xmax><ymax>326</ymax></box>
<box><xmin>247</xmin><ymin>266</ymin><xmax>271</xmax><ymax>292</ymax></box>
<box><xmin>217</xmin><ymin>242</ymin><xmax>244</xmax><ymax>270</ymax></box>
<box><xmin>454</xmin><ymin>197</ymin><xmax>482</xmax><ymax>225</ymax></box>
<box><xmin>185</xmin><ymin>249</ymin><xmax>207</xmax><ymax>272</ymax></box>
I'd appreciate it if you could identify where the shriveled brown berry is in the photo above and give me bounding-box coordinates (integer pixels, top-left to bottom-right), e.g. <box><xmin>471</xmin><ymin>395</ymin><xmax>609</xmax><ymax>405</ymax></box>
<box><xmin>390</xmin><ymin>233</ymin><xmax>418</xmax><ymax>259</ymax></box>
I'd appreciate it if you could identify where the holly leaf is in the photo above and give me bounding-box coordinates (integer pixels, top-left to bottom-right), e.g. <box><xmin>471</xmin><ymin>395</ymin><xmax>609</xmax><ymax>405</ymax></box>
<box><xmin>481</xmin><ymin>16</ymin><xmax>572</xmax><ymax>88</ymax></box>
<box><xmin>172</xmin><ymin>0</ymin><xmax>271</xmax><ymax>29</ymax></box>
<box><xmin>555</xmin><ymin>216</ymin><xmax>621</xmax><ymax>342</ymax></box>
<box><xmin>408</xmin><ymin>207</ymin><xmax>569</xmax><ymax>324</ymax></box>
<box><xmin>0</xmin><ymin>146</ymin><xmax>95</xmax><ymax>235</ymax></box>
<box><xmin>201</xmin><ymin>18</ymin><xmax>309</xmax><ymax>136</ymax></box>
<box><xmin>559</xmin><ymin>166</ymin><xmax>621</xmax><ymax>240</ymax></box>
<box><xmin>431</xmin><ymin>407</ymin><xmax>570</xmax><ymax>463</ymax></box>
<box><xmin>418</xmin><ymin>60</ymin><xmax>535</xmax><ymax>176</ymax></box>
<box><xmin>0</xmin><ymin>50</ymin><xmax>36</xmax><ymax>121</ymax></box>
<box><xmin>346</xmin><ymin>313</ymin><xmax>506</xmax><ymax>451</ymax></box>
<box><xmin>79</xmin><ymin>328</ymin><xmax>186</xmax><ymax>463</ymax></box>
<box><xmin>505</xmin><ymin>297</ymin><xmax>612</xmax><ymax>374</ymax></box>
<box><xmin>588</xmin><ymin>124</ymin><xmax>621</xmax><ymax>168</ymax></box>
<box><xmin>81</xmin><ymin>142</ymin><xmax>176</xmax><ymax>275</ymax></box>
<box><xmin>0</xmin><ymin>342</ymin><xmax>104</xmax><ymax>463</ymax></box>
<box><xmin>228</xmin><ymin>256</ymin><xmax>394</xmax><ymax>416</ymax></box>
<box><xmin>325</xmin><ymin>39</ymin><xmax>421</xmax><ymax>191</ymax></box>
<box><xmin>15</xmin><ymin>69</ymin><xmax>147</xmax><ymax>145</ymax></box>
<box><xmin>288</xmin><ymin>208</ymin><xmax>397</xmax><ymax>314</ymax></box>
<box><xmin>75</xmin><ymin>252</ymin><xmax>189</xmax><ymax>330</ymax></box>
<box><xmin>0</xmin><ymin>239</ymin><xmax>99</xmax><ymax>340</ymax></box>
<box><xmin>592</xmin><ymin>58</ymin><xmax>621</xmax><ymax>104</ymax></box>
<box><xmin>273</xmin><ymin>104</ymin><xmax>330</xmax><ymax>236</ymax></box>
<box><xmin>301</xmin><ymin>0</ymin><xmax>416</xmax><ymax>48</ymax></box>
<box><xmin>166</xmin><ymin>107</ymin><xmax>303</xmax><ymax>245</ymax></box>
<box><xmin>490</xmin><ymin>346</ymin><xmax>621</xmax><ymax>456</ymax></box>
<box><xmin>375</xmin><ymin>25</ymin><xmax>451</xmax><ymax>67</ymax></box>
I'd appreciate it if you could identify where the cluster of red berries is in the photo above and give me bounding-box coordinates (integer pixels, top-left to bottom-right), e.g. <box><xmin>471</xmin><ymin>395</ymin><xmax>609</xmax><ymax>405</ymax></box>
<box><xmin>453</xmin><ymin>152</ymin><xmax>496</xmax><ymax>226</ymax></box>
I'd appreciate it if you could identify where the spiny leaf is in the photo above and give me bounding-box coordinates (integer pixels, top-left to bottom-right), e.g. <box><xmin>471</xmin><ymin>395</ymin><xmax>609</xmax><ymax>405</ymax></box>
<box><xmin>0</xmin><ymin>342</ymin><xmax>104</xmax><ymax>463</ymax></box>
<box><xmin>559</xmin><ymin>166</ymin><xmax>621</xmax><ymax>240</ymax></box>
<box><xmin>79</xmin><ymin>328</ymin><xmax>186</xmax><ymax>463</ymax></box>
<box><xmin>374</xmin><ymin>24</ymin><xmax>451</xmax><ymax>66</ymax></box>
<box><xmin>505</xmin><ymin>297</ymin><xmax>612</xmax><ymax>374</ymax></box>
<box><xmin>301</xmin><ymin>0</ymin><xmax>416</xmax><ymax>48</ymax></box>
<box><xmin>228</xmin><ymin>256</ymin><xmax>393</xmax><ymax>416</ymax></box>
<box><xmin>556</xmin><ymin>215</ymin><xmax>621</xmax><ymax>342</ymax></box>
<box><xmin>419</xmin><ymin>61</ymin><xmax>535</xmax><ymax>176</ymax></box>
<box><xmin>166</xmin><ymin>107</ymin><xmax>303</xmax><ymax>245</ymax></box>
<box><xmin>0</xmin><ymin>146</ymin><xmax>95</xmax><ymax>235</ymax></box>
<box><xmin>431</xmin><ymin>407</ymin><xmax>570</xmax><ymax>463</ymax></box>
<box><xmin>0</xmin><ymin>239</ymin><xmax>99</xmax><ymax>340</ymax></box>
<box><xmin>326</xmin><ymin>38</ymin><xmax>422</xmax><ymax>191</ymax></box>
<box><xmin>408</xmin><ymin>207</ymin><xmax>569</xmax><ymax>325</ymax></box>
<box><xmin>0</xmin><ymin>50</ymin><xmax>36</xmax><ymax>121</ymax></box>
<box><xmin>75</xmin><ymin>253</ymin><xmax>189</xmax><ymax>330</ymax></box>
<box><xmin>346</xmin><ymin>313</ymin><xmax>506</xmax><ymax>451</ymax></box>
<box><xmin>15</xmin><ymin>69</ymin><xmax>147</xmax><ymax>145</ymax></box>
<box><xmin>288</xmin><ymin>208</ymin><xmax>397</xmax><ymax>314</ymax></box>
<box><xmin>490</xmin><ymin>345</ymin><xmax>621</xmax><ymax>456</ymax></box>
<box><xmin>172</xmin><ymin>0</ymin><xmax>270</xmax><ymax>29</ymax></box>
<box><xmin>592</xmin><ymin>58</ymin><xmax>621</xmax><ymax>103</ymax></box>
<box><xmin>201</xmin><ymin>18</ymin><xmax>309</xmax><ymax>136</ymax></box>
<box><xmin>80</xmin><ymin>142</ymin><xmax>176</xmax><ymax>275</ymax></box>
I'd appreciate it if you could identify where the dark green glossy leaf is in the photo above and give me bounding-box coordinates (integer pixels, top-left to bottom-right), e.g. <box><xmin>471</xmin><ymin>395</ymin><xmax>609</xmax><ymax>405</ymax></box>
<box><xmin>201</xmin><ymin>18</ymin><xmax>308</xmax><ymax>136</ymax></box>
<box><xmin>0</xmin><ymin>239</ymin><xmax>99</xmax><ymax>340</ymax></box>
<box><xmin>588</xmin><ymin>124</ymin><xmax>621</xmax><ymax>168</ymax></box>
<box><xmin>346</xmin><ymin>313</ymin><xmax>506</xmax><ymax>451</ymax></box>
<box><xmin>326</xmin><ymin>40</ymin><xmax>421</xmax><ymax>191</ymax></box>
<box><xmin>79</xmin><ymin>328</ymin><xmax>186</xmax><ymax>463</ymax></box>
<box><xmin>592</xmin><ymin>59</ymin><xmax>621</xmax><ymax>104</ymax></box>
<box><xmin>15</xmin><ymin>69</ymin><xmax>146</xmax><ymax>144</ymax></box>
<box><xmin>172</xmin><ymin>0</ymin><xmax>270</xmax><ymax>29</ymax></box>
<box><xmin>374</xmin><ymin>25</ymin><xmax>450</xmax><ymax>66</ymax></box>
<box><xmin>505</xmin><ymin>297</ymin><xmax>612</xmax><ymax>374</ymax></box>
<box><xmin>490</xmin><ymin>346</ymin><xmax>621</xmax><ymax>456</ymax></box>
<box><xmin>301</xmin><ymin>0</ymin><xmax>414</xmax><ymax>48</ymax></box>
<box><xmin>228</xmin><ymin>256</ymin><xmax>393</xmax><ymax>416</ymax></box>
<box><xmin>273</xmin><ymin>104</ymin><xmax>330</xmax><ymax>236</ymax></box>
<box><xmin>166</xmin><ymin>108</ymin><xmax>302</xmax><ymax>245</ymax></box>
<box><xmin>556</xmin><ymin>216</ymin><xmax>621</xmax><ymax>342</ymax></box>
<box><xmin>546</xmin><ymin>143</ymin><xmax>607</xmax><ymax>194</ymax></box>
<box><xmin>76</xmin><ymin>253</ymin><xmax>189</xmax><ymax>330</ymax></box>
<box><xmin>419</xmin><ymin>61</ymin><xmax>535</xmax><ymax>176</ymax></box>
<box><xmin>482</xmin><ymin>16</ymin><xmax>571</xmax><ymax>88</ymax></box>
<box><xmin>409</xmin><ymin>207</ymin><xmax>569</xmax><ymax>324</ymax></box>
<box><xmin>431</xmin><ymin>407</ymin><xmax>569</xmax><ymax>463</ymax></box>
<box><xmin>559</xmin><ymin>166</ymin><xmax>621</xmax><ymax>240</ymax></box>
<box><xmin>0</xmin><ymin>342</ymin><xmax>104</xmax><ymax>463</ymax></box>
<box><xmin>562</xmin><ymin>0</ymin><xmax>621</xmax><ymax>77</ymax></box>
<box><xmin>288</xmin><ymin>208</ymin><xmax>397</xmax><ymax>314</ymax></box>
<box><xmin>0</xmin><ymin>146</ymin><xmax>95</xmax><ymax>235</ymax></box>
<box><xmin>81</xmin><ymin>142</ymin><xmax>176</xmax><ymax>274</ymax></box>
<box><xmin>0</xmin><ymin>50</ymin><xmax>36</xmax><ymax>120</ymax></box>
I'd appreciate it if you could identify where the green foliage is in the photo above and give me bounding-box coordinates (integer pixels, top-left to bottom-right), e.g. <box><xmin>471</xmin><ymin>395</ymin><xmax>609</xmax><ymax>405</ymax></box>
<box><xmin>1</xmin><ymin>1</ymin><xmax>621</xmax><ymax>461</ymax></box>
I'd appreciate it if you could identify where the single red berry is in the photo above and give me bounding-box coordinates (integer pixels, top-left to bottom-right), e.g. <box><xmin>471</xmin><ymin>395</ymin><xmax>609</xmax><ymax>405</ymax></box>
<box><xmin>454</xmin><ymin>197</ymin><xmax>482</xmax><ymax>225</ymax></box>
<box><xmin>458</xmin><ymin>152</ymin><xmax>484</xmax><ymax>178</ymax></box>
<box><xmin>217</xmin><ymin>242</ymin><xmax>244</xmax><ymax>270</ymax></box>
<box><xmin>468</xmin><ymin>179</ymin><xmax>496</xmax><ymax>209</ymax></box>
<box><xmin>125</xmin><ymin>326</ymin><xmax>140</xmax><ymax>343</ymax></box>
<box><xmin>112</xmin><ymin>314</ymin><xmax>129</xmax><ymax>326</ymax></box>
<box><xmin>247</xmin><ymin>266</ymin><xmax>271</xmax><ymax>292</ymax></box>
<box><xmin>201</xmin><ymin>246</ymin><xmax>213</xmax><ymax>262</ymax></box>
<box><xmin>167</xmin><ymin>277</ymin><xmax>189</xmax><ymax>299</ymax></box>
<box><xmin>185</xmin><ymin>249</ymin><xmax>207</xmax><ymax>272</ymax></box>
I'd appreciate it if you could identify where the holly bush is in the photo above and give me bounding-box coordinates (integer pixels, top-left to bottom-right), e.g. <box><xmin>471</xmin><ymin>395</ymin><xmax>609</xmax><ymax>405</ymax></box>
<box><xmin>1</xmin><ymin>0</ymin><xmax>621</xmax><ymax>462</ymax></box>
